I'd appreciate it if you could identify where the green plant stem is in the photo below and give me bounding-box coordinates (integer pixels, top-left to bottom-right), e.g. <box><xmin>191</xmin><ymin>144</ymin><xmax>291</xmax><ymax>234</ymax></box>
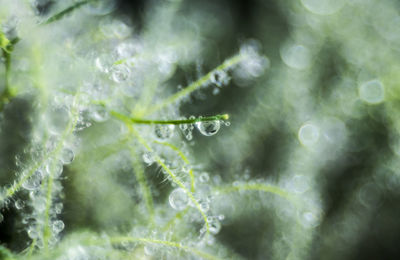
<box><xmin>128</xmin><ymin>140</ymin><xmax>155</xmax><ymax>220</ymax></box>
<box><xmin>129</xmin><ymin>126</ymin><xmax>210</xmax><ymax>236</ymax></box>
<box><xmin>154</xmin><ymin>141</ymin><xmax>195</xmax><ymax>192</ymax></box>
<box><xmin>42</xmin><ymin>0</ymin><xmax>95</xmax><ymax>25</ymax></box>
<box><xmin>42</xmin><ymin>95</ymin><xmax>81</xmax><ymax>250</ymax></box>
<box><xmin>111</xmin><ymin>110</ymin><xmax>228</xmax><ymax>125</ymax></box>
<box><xmin>143</xmin><ymin>54</ymin><xmax>243</xmax><ymax>116</ymax></box>
<box><xmin>108</xmin><ymin>236</ymin><xmax>222</xmax><ymax>260</ymax></box>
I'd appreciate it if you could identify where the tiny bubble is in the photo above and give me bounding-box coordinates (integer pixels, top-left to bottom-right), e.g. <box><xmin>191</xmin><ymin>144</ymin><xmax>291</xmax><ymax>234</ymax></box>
<box><xmin>52</xmin><ymin>220</ymin><xmax>65</xmax><ymax>233</ymax></box>
<box><xmin>169</xmin><ymin>188</ymin><xmax>188</xmax><ymax>210</ymax></box>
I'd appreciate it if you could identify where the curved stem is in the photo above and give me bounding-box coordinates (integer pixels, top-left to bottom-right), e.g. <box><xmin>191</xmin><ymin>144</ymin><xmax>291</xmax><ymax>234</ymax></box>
<box><xmin>43</xmin><ymin>95</ymin><xmax>81</xmax><ymax>250</ymax></box>
<box><xmin>143</xmin><ymin>54</ymin><xmax>244</xmax><ymax>116</ymax></box>
<box><xmin>154</xmin><ymin>141</ymin><xmax>195</xmax><ymax>192</ymax></box>
<box><xmin>130</xmin><ymin>127</ymin><xmax>210</xmax><ymax>236</ymax></box>
<box><xmin>42</xmin><ymin>0</ymin><xmax>95</xmax><ymax>25</ymax></box>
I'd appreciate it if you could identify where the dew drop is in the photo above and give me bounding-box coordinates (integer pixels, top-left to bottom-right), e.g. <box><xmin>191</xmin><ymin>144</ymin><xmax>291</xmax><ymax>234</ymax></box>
<box><xmin>52</xmin><ymin>220</ymin><xmax>65</xmax><ymax>233</ymax></box>
<box><xmin>22</xmin><ymin>170</ymin><xmax>43</xmax><ymax>191</ymax></box>
<box><xmin>154</xmin><ymin>125</ymin><xmax>174</xmax><ymax>140</ymax></box>
<box><xmin>358</xmin><ymin>79</ymin><xmax>384</xmax><ymax>104</ymax></box>
<box><xmin>142</xmin><ymin>152</ymin><xmax>155</xmax><ymax>165</ymax></box>
<box><xmin>55</xmin><ymin>202</ymin><xmax>63</xmax><ymax>214</ymax></box>
<box><xmin>211</xmin><ymin>70</ymin><xmax>230</xmax><ymax>87</ymax></box>
<box><xmin>116</xmin><ymin>41</ymin><xmax>138</xmax><ymax>58</ymax></box>
<box><xmin>27</xmin><ymin>227</ymin><xmax>39</xmax><ymax>239</ymax></box>
<box><xmin>298</xmin><ymin>123</ymin><xmax>320</xmax><ymax>147</ymax></box>
<box><xmin>45</xmin><ymin>160</ymin><xmax>63</xmax><ymax>178</ymax></box>
<box><xmin>95</xmin><ymin>54</ymin><xmax>113</xmax><ymax>73</ymax></box>
<box><xmin>111</xmin><ymin>64</ymin><xmax>130</xmax><ymax>83</ymax></box>
<box><xmin>199</xmin><ymin>199</ymin><xmax>210</xmax><ymax>212</ymax></box>
<box><xmin>14</xmin><ymin>199</ymin><xmax>24</xmax><ymax>210</ymax></box>
<box><xmin>169</xmin><ymin>188</ymin><xmax>188</xmax><ymax>210</ymax></box>
<box><xmin>300</xmin><ymin>211</ymin><xmax>320</xmax><ymax>229</ymax></box>
<box><xmin>199</xmin><ymin>172</ymin><xmax>210</xmax><ymax>183</ymax></box>
<box><xmin>186</xmin><ymin>133</ymin><xmax>193</xmax><ymax>141</ymax></box>
<box><xmin>196</xmin><ymin>120</ymin><xmax>220</xmax><ymax>136</ymax></box>
<box><xmin>61</xmin><ymin>148</ymin><xmax>74</xmax><ymax>165</ymax></box>
<box><xmin>90</xmin><ymin>105</ymin><xmax>109</xmax><ymax>122</ymax></box>
<box><xmin>280</xmin><ymin>44</ymin><xmax>311</xmax><ymax>70</ymax></box>
<box><xmin>208</xmin><ymin>217</ymin><xmax>221</xmax><ymax>235</ymax></box>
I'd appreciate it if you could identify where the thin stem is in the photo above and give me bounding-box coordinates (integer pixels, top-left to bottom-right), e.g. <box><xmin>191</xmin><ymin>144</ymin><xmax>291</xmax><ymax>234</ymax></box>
<box><xmin>129</xmin><ymin>127</ymin><xmax>210</xmax><ymax>236</ymax></box>
<box><xmin>143</xmin><ymin>54</ymin><xmax>243</xmax><ymax>116</ymax></box>
<box><xmin>154</xmin><ymin>141</ymin><xmax>195</xmax><ymax>192</ymax></box>
<box><xmin>108</xmin><ymin>236</ymin><xmax>222</xmax><ymax>260</ymax></box>
<box><xmin>42</xmin><ymin>0</ymin><xmax>95</xmax><ymax>25</ymax></box>
<box><xmin>128</xmin><ymin>138</ymin><xmax>155</xmax><ymax>220</ymax></box>
<box><xmin>43</xmin><ymin>96</ymin><xmax>81</xmax><ymax>250</ymax></box>
<box><xmin>111</xmin><ymin>110</ymin><xmax>228</xmax><ymax>125</ymax></box>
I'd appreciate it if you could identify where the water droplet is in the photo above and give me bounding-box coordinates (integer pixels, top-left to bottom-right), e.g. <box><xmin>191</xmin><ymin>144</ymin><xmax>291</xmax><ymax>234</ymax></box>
<box><xmin>300</xmin><ymin>211</ymin><xmax>320</xmax><ymax>229</ymax></box>
<box><xmin>52</xmin><ymin>220</ymin><xmax>65</xmax><ymax>233</ymax></box>
<box><xmin>116</xmin><ymin>41</ymin><xmax>138</xmax><ymax>58</ymax></box>
<box><xmin>287</xmin><ymin>175</ymin><xmax>309</xmax><ymax>194</ymax></box>
<box><xmin>27</xmin><ymin>227</ymin><xmax>39</xmax><ymax>239</ymax></box>
<box><xmin>199</xmin><ymin>199</ymin><xmax>210</xmax><ymax>212</ymax></box>
<box><xmin>186</xmin><ymin>133</ymin><xmax>193</xmax><ymax>141</ymax></box>
<box><xmin>61</xmin><ymin>148</ymin><xmax>74</xmax><ymax>165</ymax></box>
<box><xmin>211</xmin><ymin>70</ymin><xmax>230</xmax><ymax>87</ymax></box>
<box><xmin>359</xmin><ymin>79</ymin><xmax>384</xmax><ymax>104</ymax></box>
<box><xmin>208</xmin><ymin>217</ymin><xmax>221</xmax><ymax>235</ymax></box>
<box><xmin>55</xmin><ymin>202</ymin><xmax>63</xmax><ymax>214</ymax></box>
<box><xmin>90</xmin><ymin>105</ymin><xmax>109</xmax><ymax>122</ymax></box>
<box><xmin>199</xmin><ymin>172</ymin><xmax>210</xmax><ymax>183</ymax></box>
<box><xmin>298</xmin><ymin>123</ymin><xmax>320</xmax><ymax>147</ymax></box>
<box><xmin>22</xmin><ymin>170</ymin><xmax>43</xmax><ymax>191</ymax></box>
<box><xmin>154</xmin><ymin>125</ymin><xmax>174</xmax><ymax>140</ymax></box>
<box><xmin>142</xmin><ymin>152</ymin><xmax>155</xmax><ymax>165</ymax></box>
<box><xmin>196</xmin><ymin>120</ymin><xmax>220</xmax><ymax>136</ymax></box>
<box><xmin>169</xmin><ymin>188</ymin><xmax>188</xmax><ymax>210</ymax></box>
<box><xmin>45</xmin><ymin>160</ymin><xmax>63</xmax><ymax>178</ymax></box>
<box><xmin>218</xmin><ymin>214</ymin><xmax>225</xmax><ymax>221</ymax></box>
<box><xmin>95</xmin><ymin>54</ymin><xmax>113</xmax><ymax>73</ymax></box>
<box><xmin>111</xmin><ymin>64</ymin><xmax>130</xmax><ymax>83</ymax></box>
<box><xmin>301</xmin><ymin>0</ymin><xmax>346</xmax><ymax>15</ymax></box>
<box><xmin>14</xmin><ymin>199</ymin><xmax>24</xmax><ymax>209</ymax></box>
<box><xmin>280</xmin><ymin>44</ymin><xmax>311</xmax><ymax>70</ymax></box>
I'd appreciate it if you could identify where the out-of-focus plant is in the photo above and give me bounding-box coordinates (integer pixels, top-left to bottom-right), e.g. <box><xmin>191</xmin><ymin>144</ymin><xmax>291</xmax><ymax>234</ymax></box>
<box><xmin>0</xmin><ymin>0</ymin><xmax>268</xmax><ymax>259</ymax></box>
<box><xmin>2</xmin><ymin>0</ymin><xmax>400</xmax><ymax>259</ymax></box>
